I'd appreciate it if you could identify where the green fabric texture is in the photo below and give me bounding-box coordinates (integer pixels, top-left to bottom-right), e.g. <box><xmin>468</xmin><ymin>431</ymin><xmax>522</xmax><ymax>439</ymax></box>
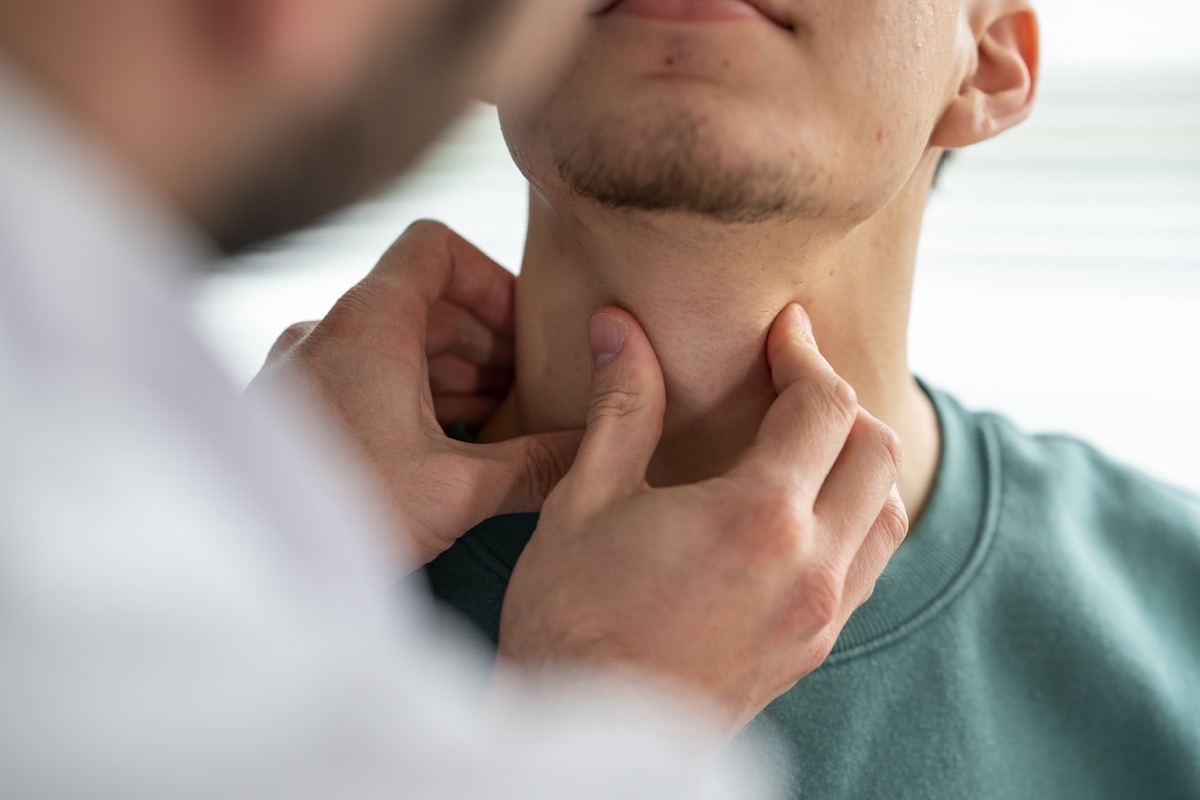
<box><xmin>423</xmin><ymin>386</ymin><xmax>1200</xmax><ymax>799</ymax></box>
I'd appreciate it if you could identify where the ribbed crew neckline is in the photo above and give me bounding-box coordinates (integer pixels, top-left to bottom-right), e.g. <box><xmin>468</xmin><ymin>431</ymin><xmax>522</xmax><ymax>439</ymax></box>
<box><xmin>824</xmin><ymin>383</ymin><xmax>1002</xmax><ymax>662</ymax></box>
<box><xmin>456</xmin><ymin>383</ymin><xmax>1003</xmax><ymax>663</ymax></box>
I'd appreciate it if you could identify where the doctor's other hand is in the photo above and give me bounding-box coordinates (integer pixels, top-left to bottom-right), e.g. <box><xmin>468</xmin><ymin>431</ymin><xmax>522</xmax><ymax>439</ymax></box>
<box><xmin>499</xmin><ymin>304</ymin><xmax>909</xmax><ymax>737</ymax></box>
<box><xmin>250</xmin><ymin>220</ymin><xmax>581</xmax><ymax>569</ymax></box>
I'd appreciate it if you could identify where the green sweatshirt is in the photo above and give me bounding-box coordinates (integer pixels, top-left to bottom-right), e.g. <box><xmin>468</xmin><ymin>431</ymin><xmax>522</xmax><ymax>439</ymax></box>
<box><xmin>424</xmin><ymin>386</ymin><xmax>1200</xmax><ymax>799</ymax></box>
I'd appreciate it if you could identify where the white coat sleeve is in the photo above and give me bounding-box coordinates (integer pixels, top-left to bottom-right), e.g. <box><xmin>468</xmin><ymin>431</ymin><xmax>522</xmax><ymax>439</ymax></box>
<box><xmin>0</xmin><ymin>377</ymin><xmax>777</xmax><ymax>800</ymax></box>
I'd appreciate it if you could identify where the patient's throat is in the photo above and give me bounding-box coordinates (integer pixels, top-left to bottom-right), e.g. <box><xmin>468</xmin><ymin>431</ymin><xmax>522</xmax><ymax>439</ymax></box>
<box><xmin>478</xmin><ymin>358</ymin><xmax>781</xmax><ymax>489</ymax></box>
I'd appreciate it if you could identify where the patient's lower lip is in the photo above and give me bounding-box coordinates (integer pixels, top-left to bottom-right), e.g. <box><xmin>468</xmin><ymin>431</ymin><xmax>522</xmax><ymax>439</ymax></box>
<box><xmin>607</xmin><ymin>0</ymin><xmax>766</xmax><ymax>24</ymax></box>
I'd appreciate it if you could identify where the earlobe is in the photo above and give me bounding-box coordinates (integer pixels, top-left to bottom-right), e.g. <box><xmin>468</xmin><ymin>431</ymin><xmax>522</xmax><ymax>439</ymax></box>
<box><xmin>930</xmin><ymin>6</ymin><xmax>1039</xmax><ymax>149</ymax></box>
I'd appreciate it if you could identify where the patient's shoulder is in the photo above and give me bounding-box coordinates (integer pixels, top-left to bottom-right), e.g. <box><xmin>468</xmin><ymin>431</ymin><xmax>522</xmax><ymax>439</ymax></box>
<box><xmin>982</xmin><ymin>409</ymin><xmax>1200</xmax><ymax>544</ymax></box>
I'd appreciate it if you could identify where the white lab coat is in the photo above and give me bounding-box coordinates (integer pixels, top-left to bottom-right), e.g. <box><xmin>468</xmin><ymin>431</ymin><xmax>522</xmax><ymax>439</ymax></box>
<box><xmin>0</xmin><ymin>65</ymin><xmax>772</xmax><ymax>799</ymax></box>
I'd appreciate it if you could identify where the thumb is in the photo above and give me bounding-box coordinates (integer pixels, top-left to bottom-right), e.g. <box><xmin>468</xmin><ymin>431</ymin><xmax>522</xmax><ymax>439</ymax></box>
<box><xmin>566</xmin><ymin>307</ymin><xmax>667</xmax><ymax>508</ymax></box>
<box><xmin>465</xmin><ymin>429</ymin><xmax>585</xmax><ymax>517</ymax></box>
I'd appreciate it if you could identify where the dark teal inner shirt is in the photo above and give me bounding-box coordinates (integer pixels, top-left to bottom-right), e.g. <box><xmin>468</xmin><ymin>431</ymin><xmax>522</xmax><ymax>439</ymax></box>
<box><xmin>424</xmin><ymin>385</ymin><xmax>1200</xmax><ymax>799</ymax></box>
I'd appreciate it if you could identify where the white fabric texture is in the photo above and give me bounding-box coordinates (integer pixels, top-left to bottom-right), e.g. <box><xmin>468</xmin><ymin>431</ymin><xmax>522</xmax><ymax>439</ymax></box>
<box><xmin>0</xmin><ymin>65</ymin><xmax>769</xmax><ymax>800</ymax></box>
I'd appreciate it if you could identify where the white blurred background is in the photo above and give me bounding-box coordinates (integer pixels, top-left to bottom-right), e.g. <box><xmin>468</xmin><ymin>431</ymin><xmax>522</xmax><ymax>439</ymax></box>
<box><xmin>197</xmin><ymin>0</ymin><xmax>1200</xmax><ymax>492</ymax></box>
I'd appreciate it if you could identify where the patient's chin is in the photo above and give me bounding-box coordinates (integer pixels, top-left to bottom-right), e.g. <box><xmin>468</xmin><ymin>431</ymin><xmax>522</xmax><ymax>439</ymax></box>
<box><xmin>544</xmin><ymin>106</ymin><xmax>821</xmax><ymax>224</ymax></box>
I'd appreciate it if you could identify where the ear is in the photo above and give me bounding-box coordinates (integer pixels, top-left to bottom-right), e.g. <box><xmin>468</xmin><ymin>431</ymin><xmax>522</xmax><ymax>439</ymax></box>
<box><xmin>930</xmin><ymin>3</ymin><xmax>1039</xmax><ymax>149</ymax></box>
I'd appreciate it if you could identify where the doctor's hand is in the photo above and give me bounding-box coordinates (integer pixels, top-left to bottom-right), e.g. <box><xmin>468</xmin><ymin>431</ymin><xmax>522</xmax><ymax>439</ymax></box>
<box><xmin>251</xmin><ymin>220</ymin><xmax>580</xmax><ymax>569</ymax></box>
<box><xmin>499</xmin><ymin>304</ymin><xmax>909</xmax><ymax>737</ymax></box>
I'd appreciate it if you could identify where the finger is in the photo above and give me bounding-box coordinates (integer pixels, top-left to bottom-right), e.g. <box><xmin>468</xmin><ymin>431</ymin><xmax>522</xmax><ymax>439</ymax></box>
<box><xmin>836</xmin><ymin>485</ymin><xmax>909</xmax><ymax>623</ymax></box>
<box><xmin>733</xmin><ymin>304</ymin><xmax>858</xmax><ymax>499</ymax></box>
<box><xmin>563</xmin><ymin>308</ymin><xmax>667</xmax><ymax>509</ymax></box>
<box><xmin>429</xmin><ymin>354</ymin><xmax>514</xmax><ymax>396</ymax></box>
<box><xmin>458</xmin><ymin>430</ymin><xmax>586</xmax><ymax>517</ymax></box>
<box><xmin>812</xmin><ymin>409</ymin><xmax>904</xmax><ymax>560</ymax></box>
<box><xmin>426</xmin><ymin>299</ymin><xmax>516</xmax><ymax>366</ymax></box>
<box><xmin>434</xmin><ymin>395</ymin><xmax>506</xmax><ymax>430</ymax></box>
<box><xmin>265</xmin><ymin>321</ymin><xmax>318</xmax><ymax>365</ymax></box>
<box><xmin>314</xmin><ymin>222</ymin><xmax>516</xmax><ymax>409</ymax></box>
<box><xmin>342</xmin><ymin>220</ymin><xmax>517</xmax><ymax>347</ymax></box>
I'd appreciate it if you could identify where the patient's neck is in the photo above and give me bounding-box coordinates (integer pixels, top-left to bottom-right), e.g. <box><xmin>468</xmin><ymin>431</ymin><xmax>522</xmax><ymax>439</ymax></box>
<box><xmin>487</xmin><ymin>169</ymin><xmax>941</xmax><ymax>520</ymax></box>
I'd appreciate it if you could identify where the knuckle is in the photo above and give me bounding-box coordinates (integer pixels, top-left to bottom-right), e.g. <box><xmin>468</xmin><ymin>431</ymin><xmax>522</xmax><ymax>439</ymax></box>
<box><xmin>806</xmin><ymin>376</ymin><xmax>857</xmax><ymax>427</ymax></box>
<box><xmin>759</xmin><ymin>489</ymin><xmax>810</xmax><ymax>535</ymax></box>
<box><xmin>733</xmin><ymin>485</ymin><xmax>811</xmax><ymax>557</ymax></box>
<box><xmin>272</xmin><ymin>322</ymin><xmax>312</xmax><ymax>353</ymax></box>
<box><xmin>537</xmin><ymin>484</ymin><xmax>577</xmax><ymax>524</ymax></box>
<box><xmin>521</xmin><ymin>437</ymin><xmax>571</xmax><ymax>504</ymax></box>
<box><xmin>795</xmin><ymin>561</ymin><xmax>844</xmax><ymax>628</ymax></box>
<box><xmin>283</xmin><ymin>321</ymin><xmax>310</xmax><ymax>341</ymax></box>
<box><xmin>876</xmin><ymin>423</ymin><xmax>904</xmax><ymax>475</ymax></box>
<box><xmin>811</xmin><ymin>625</ymin><xmax>841</xmax><ymax>665</ymax></box>
<box><xmin>791</xmin><ymin>625</ymin><xmax>840</xmax><ymax>681</ymax></box>
<box><xmin>587</xmin><ymin>386</ymin><xmax>646</xmax><ymax>425</ymax></box>
<box><xmin>791</xmin><ymin>375</ymin><xmax>857</xmax><ymax>442</ymax></box>
<box><xmin>877</xmin><ymin>496</ymin><xmax>911</xmax><ymax>552</ymax></box>
<box><xmin>403</xmin><ymin>218</ymin><xmax>450</xmax><ymax>241</ymax></box>
<box><xmin>857</xmin><ymin>578</ymin><xmax>878</xmax><ymax>607</ymax></box>
<box><xmin>830</xmin><ymin>378</ymin><xmax>859</xmax><ymax>420</ymax></box>
<box><xmin>321</xmin><ymin>287</ymin><xmax>376</xmax><ymax>339</ymax></box>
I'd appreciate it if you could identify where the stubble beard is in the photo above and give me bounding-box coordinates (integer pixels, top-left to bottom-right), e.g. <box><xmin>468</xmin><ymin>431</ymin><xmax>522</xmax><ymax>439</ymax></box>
<box><xmin>208</xmin><ymin>0</ymin><xmax>512</xmax><ymax>256</ymax></box>
<box><xmin>549</xmin><ymin>105</ymin><xmax>820</xmax><ymax>224</ymax></box>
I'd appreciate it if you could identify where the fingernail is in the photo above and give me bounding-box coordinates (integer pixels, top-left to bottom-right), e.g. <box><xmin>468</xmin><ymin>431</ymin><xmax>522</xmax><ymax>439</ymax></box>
<box><xmin>589</xmin><ymin>313</ymin><xmax>629</xmax><ymax>366</ymax></box>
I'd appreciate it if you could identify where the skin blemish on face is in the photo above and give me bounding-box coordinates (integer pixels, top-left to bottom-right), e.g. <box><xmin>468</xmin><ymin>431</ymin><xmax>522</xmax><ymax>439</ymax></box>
<box><xmin>876</xmin><ymin>129</ymin><xmax>887</xmax><ymax>142</ymax></box>
<box><xmin>665</xmin><ymin>56</ymin><xmax>676</xmax><ymax>66</ymax></box>
<box><xmin>722</xmin><ymin>59</ymin><xmax>731</xmax><ymax>68</ymax></box>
